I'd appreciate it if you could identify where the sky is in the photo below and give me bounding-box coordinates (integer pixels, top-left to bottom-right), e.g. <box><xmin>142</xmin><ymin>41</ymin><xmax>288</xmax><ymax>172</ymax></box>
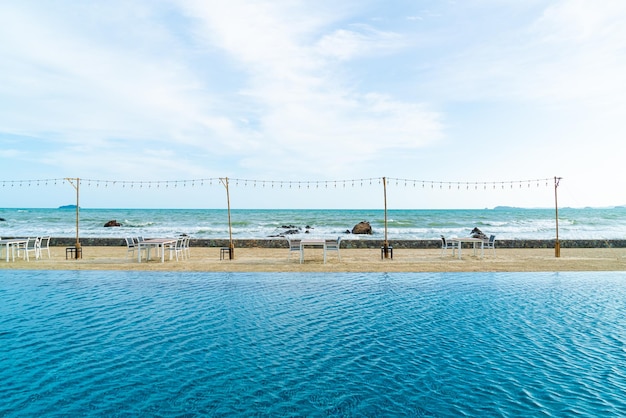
<box><xmin>1</xmin><ymin>0</ymin><xmax>625</xmax><ymax>209</ymax></box>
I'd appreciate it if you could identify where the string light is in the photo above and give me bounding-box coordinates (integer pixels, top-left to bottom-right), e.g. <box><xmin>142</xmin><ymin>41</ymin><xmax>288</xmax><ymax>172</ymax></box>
<box><xmin>2</xmin><ymin>176</ymin><xmax>554</xmax><ymax>194</ymax></box>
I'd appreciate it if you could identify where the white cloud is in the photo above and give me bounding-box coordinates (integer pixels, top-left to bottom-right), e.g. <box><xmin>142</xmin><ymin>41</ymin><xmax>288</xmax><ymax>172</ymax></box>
<box><xmin>0</xmin><ymin>149</ymin><xmax>21</xmax><ymax>159</ymax></box>
<box><xmin>316</xmin><ymin>24</ymin><xmax>404</xmax><ymax>61</ymax></box>
<box><xmin>2</xmin><ymin>0</ymin><xmax>625</xmax><ymax>208</ymax></box>
<box><xmin>177</xmin><ymin>0</ymin><xmax>441</xmax><ymax>173</ymax></box>
<box><xmin>0</xmin><ymin>2</ymin><xmax>229</xmax><ymax>145</ymax></box>
<box><xmin>432</xmin><ymin>0</ymin><xmax>626</xmax><ymax>108</ymax></box>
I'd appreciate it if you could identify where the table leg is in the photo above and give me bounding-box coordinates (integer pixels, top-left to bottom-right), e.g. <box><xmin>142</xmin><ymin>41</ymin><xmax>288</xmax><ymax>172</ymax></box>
<box><xmin>300</xmin><ymin>245</ymin><xmax>304</xmax><ymax>264</ymax></box>
<box><xmin>323</xmin><ymin>245</ymin><xmax>326</xmax><ymax>264</ymax></box>
<box><xmin>457</xmin><ymin>241</ymin><xmax>462</xmax><ymax>259</ymax></box>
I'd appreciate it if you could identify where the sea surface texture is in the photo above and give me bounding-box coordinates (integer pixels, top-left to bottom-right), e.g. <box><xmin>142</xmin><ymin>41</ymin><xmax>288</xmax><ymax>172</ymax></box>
<box><xmin>2</xmin><ymin>271</ymin><xmax>626</xmax><ymax>416</ymax></box>
<box><xmin>1</xmin><ymin>206</ymin><xmax>626</xmax><ymax>239</ymax></box>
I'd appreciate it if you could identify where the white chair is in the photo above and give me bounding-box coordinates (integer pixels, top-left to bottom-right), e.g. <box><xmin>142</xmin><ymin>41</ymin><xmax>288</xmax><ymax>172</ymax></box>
<box><xmin>16</xmin><ymin>237</ymin><xmax>40</xmax><ymax>261</ymax></box>
<box><xmin>182</xmin><ymin>235</ymin><xmax>191</xmax><ymax>259</ymax></box>
<box><xmin>286</xmin><ymin>237</ymin><xmax>301</xmax><ymax>260</ymax></box>
<box><xmin>440</xmin><ymin>235</ymin><xmax>457</xmax><ymax>257</ymax></box>
<box><xmin>137</xmin><ymin>236</ymin><xmax>154</xmax><ymax>257</ymax></box>
<box><xmin>168</xmin><ymin>237</ymin><xmax>185</xmax><ymax>261</ymax></box>
<box><xmin>125</xmin><ymin>237</ymin><xmax>137</xmax><ymax>258</ymax></box>
<box><xmin>325</xmin><ymin>237</ymin><xmax>342</xmax><ymax>261</ymax></box>
<box><xmin>484</xmin><ymin>235</ymin><xmax>496</xmax><ymax>256</ymax></box>
<box><xmin>38</xmin><ymin>236</ymin><xmax>51</xmax><ymax>259</ymax></box>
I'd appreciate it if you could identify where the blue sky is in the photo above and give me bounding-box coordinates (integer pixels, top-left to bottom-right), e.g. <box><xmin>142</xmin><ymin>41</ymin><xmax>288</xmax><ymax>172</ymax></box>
<box><xmin>1</xmin><ymin>0</ymin><xmax>625</xmax><ymax>209</ymax></box>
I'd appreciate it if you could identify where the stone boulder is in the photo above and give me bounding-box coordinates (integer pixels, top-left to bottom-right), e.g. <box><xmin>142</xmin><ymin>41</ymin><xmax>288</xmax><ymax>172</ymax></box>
<box><xmin>351</xmin><ymin>221</ymin><xmax>372</xmax><ymax>235</ymax></box>
<box><xmin>104</xmin><ymin>219</ymin><xmax>122</xmax><ymax>227</ymax></box>
<box><xmin>470</xmin><ymin>227</ymin><xmax>487</xmax><ymax>240</ymax></box>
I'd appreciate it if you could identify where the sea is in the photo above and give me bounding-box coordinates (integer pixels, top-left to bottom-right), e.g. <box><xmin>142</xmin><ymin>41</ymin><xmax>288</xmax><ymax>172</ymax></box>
<box><xmin>1</xmin><ymin>206</ymin><xmax>626</xmax><ymax>240</ymax></box>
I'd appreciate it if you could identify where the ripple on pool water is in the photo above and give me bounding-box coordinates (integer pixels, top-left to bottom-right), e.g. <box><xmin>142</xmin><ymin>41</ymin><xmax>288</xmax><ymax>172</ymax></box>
<box><xmin>1</xmin><ymin>271</ymin><xmax>626</xmax><ymax>416</ymax></box>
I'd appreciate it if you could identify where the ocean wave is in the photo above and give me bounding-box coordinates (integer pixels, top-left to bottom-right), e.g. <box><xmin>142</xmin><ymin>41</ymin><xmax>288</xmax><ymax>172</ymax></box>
<box><xmin>2</xmin><ymin>207</ymin><xmax>626</xmax><ymax>240</ymax></box>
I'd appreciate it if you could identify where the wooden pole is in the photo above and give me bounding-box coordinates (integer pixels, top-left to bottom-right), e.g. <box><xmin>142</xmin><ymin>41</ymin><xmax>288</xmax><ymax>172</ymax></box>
<box><xmin>382</xmin><ymin>176</ymin><xmax>390</xmax><ymax>258</ymax></box>
<box><xmin>64</xmin><ymin>177</ymin><xmax>81</xmax><ymax>258</ymax></box>
<box><xmin>554</xmin><ymin>176</ymin><xmax>562</xmax><ymax>258</ymax></box>
<box><xmin>220</xmin><ymin>177</ymin><xmax>234</xmax><ymax>259</ymax></box>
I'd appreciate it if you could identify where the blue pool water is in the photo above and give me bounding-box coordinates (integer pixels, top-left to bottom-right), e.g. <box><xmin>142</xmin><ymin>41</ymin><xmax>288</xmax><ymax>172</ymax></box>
<box><xmin>1</xmin><ymin>271</ymin><xmax>626</xmax><ymax>416</ymax></box>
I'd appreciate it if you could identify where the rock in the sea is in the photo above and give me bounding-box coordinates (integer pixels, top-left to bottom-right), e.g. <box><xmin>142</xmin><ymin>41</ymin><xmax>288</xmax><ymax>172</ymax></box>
<box><xmin>351</xmin><ymin>221</ymin><xmax>372</xmax><ymax>235</ymax></box>
<box><xmin>268</xmin><ymin>225</ymin><xmax>302</xmax><ymax>237</ymax></box>
<box><xmin>0</xmin><ymin>217</ymin><xmax>5</xmax><ymax>221</ymax></box>
<box><xmin>470</xmin><ymin>227</ymin><xmax>487</xmax><ymax>240</ymax></box>
<box><xmin>104</xmin><ymin>219</ymin><xmax>122</xmax><ymax>227</ymax></box>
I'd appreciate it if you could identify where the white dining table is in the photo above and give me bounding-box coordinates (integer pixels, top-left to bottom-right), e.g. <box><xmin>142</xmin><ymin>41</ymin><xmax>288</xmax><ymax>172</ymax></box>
<box><xmin>137</xmin><ymin>238</ymin><xmax>177</xmax><ymax>263</ymax></box>
<box><xmin>0</xmin><ymin>239</ymin><xmax>28</xmax><ymax>262</ymax></box>
<box><xmin>449</xmin><ymin>237</ymin><xmax>485</xmax><ymax>259</ymax></box>
<box><xmin>300</xmin><ymin>239</ymin><xmax>326</xmax><ymax>264</ymax></box>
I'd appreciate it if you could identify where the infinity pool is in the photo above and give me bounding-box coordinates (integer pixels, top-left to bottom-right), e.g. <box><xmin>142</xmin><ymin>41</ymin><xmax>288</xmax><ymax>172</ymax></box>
<box><xmin>1</xmin><ymin>271</ymin><xmax>626</xmax><ymax>416</ymax></box>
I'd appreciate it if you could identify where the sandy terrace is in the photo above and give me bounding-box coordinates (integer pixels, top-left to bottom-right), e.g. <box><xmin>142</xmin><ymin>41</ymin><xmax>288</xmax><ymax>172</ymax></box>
<box><xmin>1</xmin><ymin>246</ymin><xmax>626</xmax><ymax>272</ymax></box>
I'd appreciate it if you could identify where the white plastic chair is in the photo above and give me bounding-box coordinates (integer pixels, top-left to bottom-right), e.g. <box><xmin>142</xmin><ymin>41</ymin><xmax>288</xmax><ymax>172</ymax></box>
<box><xmin>325</xmin><ymin>237</ymin><xmax>342</xmax><ymax>261</ymax></box>
<box><xmin>286</xmin><ymin>237</ymin><xmax>301</xmax><ymax>260</ymax></box>
<box><xmin>484</xmin><ymin>235</ymin><xmax>496</xmax><ymax>256</ymax></box>
<box><xmin>168</xmin><ymin>237</ymin><xmax>186</xmax><ymax>261</ymax></box>
<box><xmin>440</xmin><ymin>236</ymin><xmax>457</xmax><ymax>257</ymax></box>
<box><xmin>182</xmin><ymin>235</ymin><xmax>191</xmax><ymax>259</ymax></box>
<box><xmin>38</xmin><ymin>236</ymin><xmax>51</xmax><ymax>259</ymax></box>
<box><xmin>125</xmin><ymin>237</ymin><xmax>137</xmax><ymax>258</ymax></box>
<box><xmin>17</xmin><ymin>237</ymin><xmax>40</xmax><ymax>261</ymax></box>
